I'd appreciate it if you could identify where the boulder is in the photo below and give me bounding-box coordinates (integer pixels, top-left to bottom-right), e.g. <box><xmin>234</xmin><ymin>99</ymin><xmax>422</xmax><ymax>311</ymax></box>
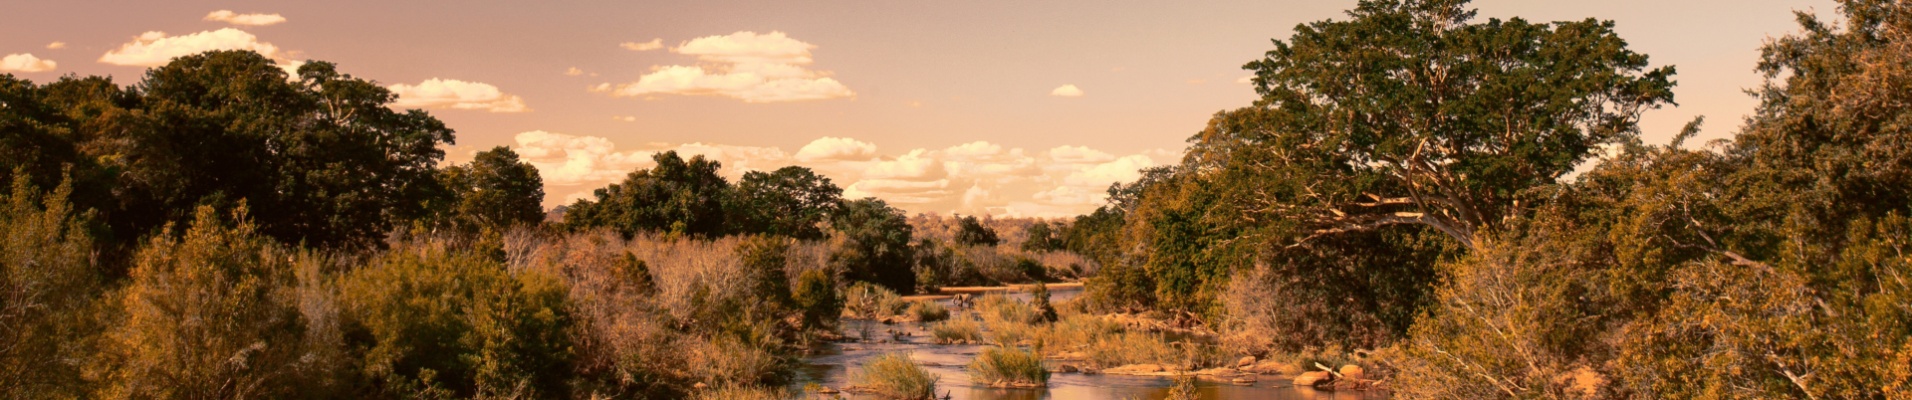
<box><xmin>1057</xmin><ymin>364</ymin><xmax>1080</xmax><ymax>373</ymax></box>
<box><xmin>1236</xmin><ymin>356</ymin><xmax>1257</xmax><ymax>368</ymax></box>
<box><xmin>1338</xmin><ymin>364</ymin><xmax>1366</xmax><ymax>381</ymax></box>
<box><xmin>1248</xmin><ymin>360</ymin><xmax>1302</xmax><ymax>375</ymax></box>
<box><xmin>1232</xmin><ymin>376</ymin><xmax>1258</xmax><ymax>385</ymax></box>
<box><xmin>1104</xmin><ymin>363</ymin><xmax>1166</xmax><ymax>375</ymax></box>
<box><xmin>1293</xmin><ymin>371</ymin><xmax>1334</xmax><ymax>387</ymax></box>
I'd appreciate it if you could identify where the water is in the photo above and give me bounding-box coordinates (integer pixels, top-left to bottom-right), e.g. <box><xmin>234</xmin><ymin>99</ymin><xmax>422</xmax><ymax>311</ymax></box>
<box><xmin>793</xmin><ymin>287</ymin><xmax>1390</xmax><ymax>400</ymax></box>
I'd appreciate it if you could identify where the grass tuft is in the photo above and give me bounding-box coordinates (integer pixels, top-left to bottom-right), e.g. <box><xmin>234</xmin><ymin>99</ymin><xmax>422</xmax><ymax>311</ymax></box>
<box><xmin>854</xmin><ymin>352</ymin><xmax>938</xmax><ymax>400</ymax></box>
<box><xmin>968</xmin><ymin>346</ymin><xmax>1049</xmax><ymax>388</ymax></box>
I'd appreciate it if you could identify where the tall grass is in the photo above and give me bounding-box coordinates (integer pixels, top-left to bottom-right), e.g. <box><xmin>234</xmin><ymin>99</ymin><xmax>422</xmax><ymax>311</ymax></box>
<box><xmin>930</xmin><ymin>317</ymin><xmax>982</xmax><ymax>344</ymax></box>
<box><xmin>968</xmin><ymin>346</ymin><xmax>1050</xmax><ymax>388</ymax></box>
<box><xmin>854</xmin><ymin>352</ymin><xmax>938</xmax><ymax>400</ymax></box>
<box><xmin>907</xmin><ymin>300</ymin><xmax>950</xmax><ymax>322</ymax></box>
<box><xmin>844</xmin><ymin>281</ymin><xmax>908</xmax><ymax>319</ymax></box>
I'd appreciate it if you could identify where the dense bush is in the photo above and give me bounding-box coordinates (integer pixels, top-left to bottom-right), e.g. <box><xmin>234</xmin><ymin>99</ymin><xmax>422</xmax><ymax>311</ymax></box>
<box><xmin>0</xmin><ymin>173</ymin><xmax>99</xmax><ymax>397</ymax></box>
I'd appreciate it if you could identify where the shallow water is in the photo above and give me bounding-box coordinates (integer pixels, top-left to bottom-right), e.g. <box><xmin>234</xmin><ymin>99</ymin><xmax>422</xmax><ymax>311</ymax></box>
<box><xmin>792</xmin><ymin>287</ymin><xmax>1390</xmax><ymax>400</ymax></box>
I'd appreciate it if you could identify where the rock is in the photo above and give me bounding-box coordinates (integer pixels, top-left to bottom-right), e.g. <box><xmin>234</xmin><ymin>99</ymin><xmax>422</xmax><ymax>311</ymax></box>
<box><xmin>1103</xmin><ymin>363</ymin><xmax>1166</xmax><ymax>375</ymax></box>
<box><xmin>1193</xmin><ymin>367</ymin><xmax>1237</xmax><ymax>376</ymax></box>
<box><xmin>1293</xmin><ymin>371</ymin><xmax>1334</xmax><ymax>387</ymax></box>
<box><xmin>1248</xmin><ymin>360</ymin><xmax>1302</xmax><ymax>375</ymax></box>
<box><xmin>817</xmin><ymin>386</ymin><xmax>839</xmax><ymax>394</ymax></box>
<box><xmin>1232</xmin><ymin>376</ymin><xmax>1258</xmax><ymax>385</ymax></box>
<box><xmin>1236</xmin><ymin>356</ymin><xmax>1257</xmax><ymax>368</ymax></box>
<box><xmin>1057</xmin><ymin>364</ymin><xmax>1080</xmax><ymax>373</ymax></box>
<box><xmin>1338</xmin><ymin>364</ymin><xmax>1366</xmax><ymax>381</ymax></box>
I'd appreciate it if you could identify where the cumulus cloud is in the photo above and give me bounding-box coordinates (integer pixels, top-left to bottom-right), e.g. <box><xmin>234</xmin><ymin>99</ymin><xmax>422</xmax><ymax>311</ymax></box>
<box><xmin>612</xmin><ymin>115</ymin><xmax>636</xmax><ymax>122</ymax></box>
<box><xmin>604</xmin><ymin>31</ymin><xmax>854</xmax><ymax>103</ymax></box>
<box><xmin>205</xmin><ymin>10</ymin><xmax>286</xmax><ymax>26</ymax></box>
<box><xmin>620</xmin><ymin>39</ymin><xmax>663</xmax><ymax>51</ymax></box>
<box><xmin>387</xmin><ymin>78</ymin><xmax>529</xmax><ymax>113</ymax></box>
<box><xmin>566</xmin><ymin>67</ymin><xmax>584</xmax><ymax>76</ymax></box>
<box><xmin>512</xmin><ymin>131</ymin><xmax>1172</xmax><ymax>216</ymax></box>
<box><xmin>45</xmin><ymin>42</ymin><xmax>65</xmax><ymax>50</ymax></box>
<box><xmin>794</xmin><ymin>136</ymin><xmax>877</xmax><ymax>162</ymax></box>
<box><xmin>99</xmin><ymin>29</ymin><xmax>287</xmax><ymax>67</ymax></box>
<box><xmin>1050</xmin><ymin>84</ymin><xmax>1084</xmax><ymax>97</ymax></box>
<box><xmin>0</xmin><ymin>53</ymin><xmax>57</xmax><ymax>73</ymax></box>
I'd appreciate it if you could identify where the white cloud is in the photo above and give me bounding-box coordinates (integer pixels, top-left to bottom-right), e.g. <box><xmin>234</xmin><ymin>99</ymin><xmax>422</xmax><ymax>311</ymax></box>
<box><xmin>0</xmin><ymin>53</ymin><xmax>57</xmax><ymax>73</ymax></box>
<box><xmin>204</xmin><ymin>10</ymin><xmax>286</xmax><ymax>26</ymax></box>
<box><xmin>45</xmin><ymin>42</ymin><xmax>65</xmax><ymax>50</ymax></box>
<box><xmin>1050</xmin><ymin>84</ymin><xmax>1084</xmax><ymax>97</ymax></box>
<box><xmin>794</xmin><ymin>136</ymin><xmax>877</xmax><ymax>162</ymax></box>
<box><xmin>605</xmin><ymin>31</ymin><xmax>854</xmax><ymax>103</ymax></box>
<box><xmin>620</xmin><ymin>39</ymin><xmax>663</xmax><ymax>51</ymax></box>
<box><xmin>98</xmin><ymin>29</ymin><xmax>286</xmax><ymax>67</ymax></box>
<box><xmin>510</xmin><ymin>131</ymin><xmax>1174</xmax><ymax>216</ymax></box>
<box><xmin>612</xmin><ymin>115</ymin><xmax>636</xmax><ymax>122</ymax></box>
<box><xmin>566</xmin><ymin>67</ymin><xmax>584</xmax><ymax>76</ymax></box>
<box><xmin>387</xmin><ymin>78</ymin><xmax>529</xmax><ymax>113</ymax></box>
<box><xmin>513</xmin><ymin>130</ymin><xmax>654</xmax><ymax>187</ymax></box>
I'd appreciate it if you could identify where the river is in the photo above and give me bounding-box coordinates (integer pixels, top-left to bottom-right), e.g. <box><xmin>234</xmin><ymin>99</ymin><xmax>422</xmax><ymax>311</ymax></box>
<box><xmin>791</xmin><ymin>287</ymin><xmax>1390</xmax><ymax>400</ymax></box>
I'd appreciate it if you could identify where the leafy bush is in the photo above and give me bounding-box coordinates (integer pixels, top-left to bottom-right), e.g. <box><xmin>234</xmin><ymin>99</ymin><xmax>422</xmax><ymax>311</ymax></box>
<box><xmin>339</xmin><ymin>238</ymin><xmax>574</xmax><ymax>398</ymax></box>
<box><xmin>791</xmin><ymin>269</ymin><xmax>842</xmax><ymax>330</ymax></box>
<box><xmin>0</xmin><ymin>173</ymin><xmax>99</xmax><ymax>397</ymax></box>
<box><xmin>830</xmin><ymin>198</ymin><xmax>917</xmax><ymax>294</ymax></box>
<box><xmin>854</xmin><ymin>352</ymin><xmax>937</xmax><ymax>400</ymax></box>
<box><xmin>844</xmin><ymin>281</ymin><xmax>907</xmax><ymax>319</ymax></box>
<box><xmin>103</xmin><ymin>206</ymin><xmax>327</xmax><ymax>399</ymax></box>
<box><xmin>968</xmin><ymin>346</ymin><xmax>1049</xmax><ymax>387</ymax></box>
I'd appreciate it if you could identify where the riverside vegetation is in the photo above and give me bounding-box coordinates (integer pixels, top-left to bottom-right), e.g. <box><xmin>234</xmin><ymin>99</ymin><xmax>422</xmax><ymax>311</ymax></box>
<box><xmin>5</xmin><ymin>0</ymin><xmax>1912</xmax><ymax>399</ymax></box>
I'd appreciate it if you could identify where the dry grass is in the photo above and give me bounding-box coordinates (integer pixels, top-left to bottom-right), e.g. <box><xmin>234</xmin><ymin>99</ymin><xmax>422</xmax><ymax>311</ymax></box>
<box><xmin>853</xmin><ymin>352</ymin><xmax>938</xmax><ymax>400</ymax></box>
<box><xmin>930</xmin><ymin>317</ymin><xmax>982</xmax><ymax>344</ymax></box>
<box><xmin>907</xmin><ymin>300</ymin><xmax>950</xmax><ymax>322</ymax></box>
<box><xmin>968</xmin><ymin>346</ymin><xmax>1049</xmax><ymax>388</ymax></box>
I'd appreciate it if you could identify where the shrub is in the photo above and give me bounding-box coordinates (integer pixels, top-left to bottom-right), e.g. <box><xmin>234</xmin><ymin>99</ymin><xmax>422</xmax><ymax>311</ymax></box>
<box><xmin>854</xmin><ymin>352</ymin><xmax>937</xmax><ymax>400</ymax></box>
<box><xmin>791</xmin><ymin>269</ymin><xmax>842</xmax><ymax>330</ymax></box>
<box><xmin>691</xmin><ymin>384</ymin><xmax>792</xmax><ymax>400</ymax></box>
<box><xmin>0</xmin><ymin>173</ymin><xmax>99</xmax><ymax>397</ymax></box>
<box><xmin>339</xmin><ymin>238</ymin><xmax>574</xmax><ymax>398</ymax></box>
<box><xmin>102</xmin><ymin>206</ymin><xmax>325</xmax><ymax>399</ymax></box>
<box><xmin>844</xmin><ymin>281</ymin><xmax>907</xmax><ymax>319</ymax></box>
<box><xmin>907</xmin><ymin>300</ymin><xmax>950</xmax><ymax>322</ymax></box>
<box><xmin>930</xmin><ymin>318</ymin><xmax>982</xmax><ymax>344</ymax></box>
<box><xmin>1085</xmin><ymin>332</ymin><xmax>1184</xmax><ymax>369</ymax></box>
<box><xmin>968</xmin><ymin>346</ymin><xmax>1049</xmax><ymax>388</ymax></box>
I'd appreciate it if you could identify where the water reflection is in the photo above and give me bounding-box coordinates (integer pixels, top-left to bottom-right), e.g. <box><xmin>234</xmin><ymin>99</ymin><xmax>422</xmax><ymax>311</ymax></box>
<box><xmin>794</xmin><ymin>287</ymin><xmax>1390</xmax><ymax>400</ymax></box>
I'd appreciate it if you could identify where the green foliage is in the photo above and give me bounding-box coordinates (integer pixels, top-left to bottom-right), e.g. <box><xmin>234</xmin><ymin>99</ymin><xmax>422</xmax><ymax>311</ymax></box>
<box><xmin>968</xmin><ymin>346</ymin><xmax>1048</xmax><ymax>387</ymax></box>
<box><xmin>830</xmin><ymin>198</ymin><xmax>916</xmax><ymax>293</ymax></box>
<box><xmin>563</xmin><ymin>151</ymin><xmax>730</xmax><ymax>237</ymax></box>
<box><xmin>102</xmin><ymin>206</ymin><xmax>325</xmax><ymax>399</ymax></box>
<box><xmin>953</xmin><ymin>215</ymin><xmax>1000</xmax><ymax>247</ymax></box>
<box><xmin>438</xmin><ymin>146</ymin><xmax>545</xmax><ymax>232</ymax></box>
<box><xmin>736</xmin><ymin>235</ymin><xmax>794</xmax><ymax>309</ymax></box>
<box><xmin>791</xmin><ymin>269</ymin><xmax>842</xmax><ymax>330</ymax></box>
<box><xmin>1020</xmin><ymin>221</ymin><xmax>1063</xmax><ymax>252</ymax></box>
<box><xmin>727</xmin><ymin>166</ymin><xmax>843</xmax><ymax>240</ymax></box>
<box><xmin>853</xmin><ymin>352</ymin><xmax>938</xmax><ymax>400</ymax></box>
<box><xmin>1029</xmin><ymin>282</ymin><xmax>1058</xmax><ymax>323</ymax></box>
<box><xmin>339</xmin><ymin>239</ymin><xmax>575</xmax><ymax>398</ymax></box>
<box><xmin>0</xmin><ymin>171</ymin><xmax>99</xmax><ymax>397</ymax></box>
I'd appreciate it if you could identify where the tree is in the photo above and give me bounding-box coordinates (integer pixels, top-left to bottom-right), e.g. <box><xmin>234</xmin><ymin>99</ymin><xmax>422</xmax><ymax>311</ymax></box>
<box><xmin>829</xmin><ymin>198</ymin><xmax>916</xmax><ymax>294</ymax></box>
<box><xmin>103</xmin><ymin>206</ymin><xmax>324</xmax><ymax>399</ymax></box>
<box><xmin>726</xmin><ymin>166</ymin><xmax>843</xmax><ymax>240</ymax></box>
<box><xmin>953</xmin><ymin>215</ymin><xmax>999</xmax><ymax>247</ymax></box>
<box><xmin>1214</xmin><ymin>0</ymin><xmax>1675</xmax><ymax>250</ymax></box>
<box><xmin>0</xmin><ymin>171</ymin><xmax>99</xmax><ymax>397</ymax></box>
<box><xmin>440</xmin><ymin>146</ymin><xmax>545</xmax><ymax>231</ymax></box>
<box><xmin>125</xmin><ymin>52</ymin><xmax>453</xmax><ymax>248</ymax></box>
<box><xmin>1020</xmin><ymin>221</ymin><xmax>1062</xmax><ymax>252</ymax></box>
<box><xmin>563</xmin><ymin>151</ymin><xmax>729</xmax><ymax>237</ymax></box>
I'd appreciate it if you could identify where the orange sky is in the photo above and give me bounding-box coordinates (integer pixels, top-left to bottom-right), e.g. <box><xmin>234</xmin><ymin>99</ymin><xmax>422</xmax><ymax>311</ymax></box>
<box><xmin>0</xmin><ymin>0</ymin><xmax>1836</xmax><ymax>216</ymax></box>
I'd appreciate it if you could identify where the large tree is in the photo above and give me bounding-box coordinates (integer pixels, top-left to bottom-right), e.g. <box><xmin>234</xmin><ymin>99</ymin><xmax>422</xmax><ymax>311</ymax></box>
<box><xmin>1206</xmin><ymin>0</ymin><xmax>1676</xmax><ymax>250</ymax></box>
<box><xmin>562</xmin><ymin>151</ymin><xmax>730</xmax><ymax>237</ymax></box>
<box><xmin>440</xmin><ymin>146</ymin><xmax>545</xmax><ymax>232</ymax></box>
<box><xmin>725</xmin><ymin>166</ymin><xmax>842</xmax><ymax>240</ymax></box>
<box><xmin>829</xmin><ymin>198</ymin><xmax>916</xmax><ymax>293</ymax></box>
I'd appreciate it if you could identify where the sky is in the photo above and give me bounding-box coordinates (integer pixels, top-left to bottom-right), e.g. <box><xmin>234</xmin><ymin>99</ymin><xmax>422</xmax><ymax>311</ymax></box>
<box><xmin>1</xmin><ymin>0</ymin><xmax>1838</xmax><ymax>217</ymax></box>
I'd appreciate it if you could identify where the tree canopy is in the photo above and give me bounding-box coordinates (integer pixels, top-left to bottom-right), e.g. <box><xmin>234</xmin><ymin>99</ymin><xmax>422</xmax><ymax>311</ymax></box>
<box><xmin>562</xmin><ymin>151</ymin><xmax>730</xmax><ymax>237</ymax></box>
